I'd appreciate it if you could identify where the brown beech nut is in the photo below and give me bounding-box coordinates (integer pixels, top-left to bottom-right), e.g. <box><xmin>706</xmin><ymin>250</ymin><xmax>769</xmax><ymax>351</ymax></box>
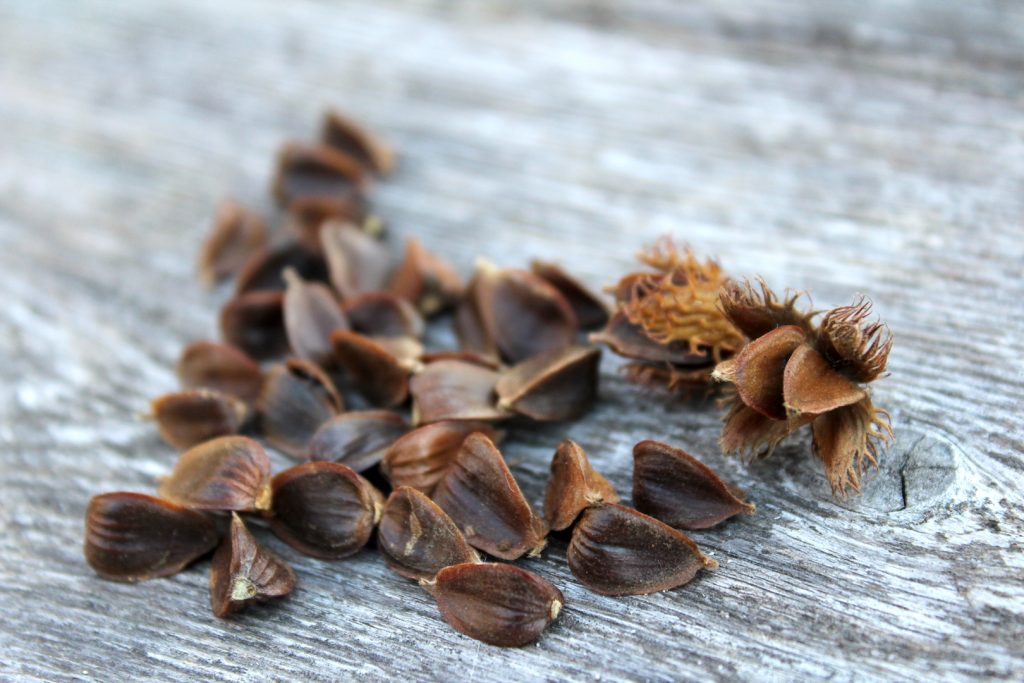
<box><xmin>320</xmin><ymin>220</ymin><xmax>393</xmax><ymax>301</ymax></box>
<box><xmin>210</xmin><ymin>513</ymin><xmax>297</xmax><ymax>618</ymax></box>
<box><xmin>380</xmin><ymin>421</ymin><xmax>500</xmax><ymax>495</ymax></box>
<box><xmin>456</xmin><ymin>261</ymin><xmax>578</xmax><ymax>364</ymax></box>
<box><xmin>422</xmin><ymin>563</ymin><xmax>564</xmax><ymax>647</ymax></box>
<box><xmin>387</xmin><ymin>237</ymin><xmax>464</xmax><ymax>316</ymax></box>
<box><xmin>589</xmin><ymin>310</ymin><xmax>713</xmax><ymax>367</ymax></box>
<box><xmin>331</xmin><ymin>330</ymin><xmax>421</xmax><ymax>407</ymax></box>
<box><xmin>309</xmin><ymin>411</ymin><xmax>409</xmax><ymax>472</ymax></box>
<box><xmin>234</xmin><ymin>242</ymin><xmax>330</xmax><ymax>295</ymax></box>
<box><xmin>409</xmin><ymin>360</ymin><xmax>512</xmax><ymax>425</ymax></box>
<box><xmin>321</xmin><ymin>109</ymin><xmax>396</xmax><ymax>177</ymax></box>
<box><xmin>714</xmin><ymin>325</ymin><xmax>806</xmax><ymax>420</ymax></box>
<box><xmin>567</xmin><ymin>503</ymin><xmax>716</xmax><ymax>596</ymax></box>
<box><xmin>268</xmin><ymin>462</ymin><xmax>384</xmax><ymax>559</ymax></box>
<box><xmin>418</xmin><ymin>351</ymin><xmax>501</xmax><ymax>369</ymax></box>
<box><xmin>158</xmin><ymin>436</ymin><xmax>272</xmax><ymax>512</ymax></box>
<box><xmin>84</xmin><ymin>493</ymin><xmax>219</xmax><ymax>582</ymax></box>
<box><xmin>197</xmin><ymin>199</ymin><xmax>267</xmax><ymax>286</ymax></box>
<box><xmin>286</xmin><ymin>193</ymin><xmax>368</xmax><ymax>250</ymax></box>
<box><xmin>343</xmin><ymin>291</ymin><xmax>425</xmax><ymax>339</ymax></box>
<box><xmin>632</xmin><ymin>440</ymin><xmax>755</xmax><ymax>530</ymax></box>
<box><xmin>495</xmin><ymin>345</ymin><xmax>601</xmax><ymax>421</ymax></box>
<box><xmin>257</xmin><ymin>358</ymin><xmax>343</xmax><ymax>459</ymax></box>
<box><xmin>282</xmin><ymin>267</ymin><xmax>349</xmax><ymax>367</ymax></box>
<box><xmin>220</xmin><ymin>290</ymin><xmax>289</xmax><ymax>361</ymax></box>
<box><xmin>432</xmin><ymin>433</ymin><xmax>548</xmax><ymax>560</ymax></box>
<box><xmin>176</xmin><ymin>341</ymin><xmax>264</xmax><ymax>404</ymax></box>
<box><xmin>530</xmin><ymin>260</ymin><xmax>610</xmax><ymax>330</ymax></box>
<box><xmin>544</xmin><ymin>439</ymin><xmax>619</xmax><ymax>531</ymax></box>
<box><xmin>272</xmin><ymin>141</ymin><xmax>366</xmax><ymax>208</ymax></box>
<box><xmin>378</xmin><ymin>487</ymin><xmax>480</xmax><ymax>581</ymax></box>
<box><xmin>149</xmin><ymin>389</ymin><xmax>249</xmax><ymax>451</ymax></box>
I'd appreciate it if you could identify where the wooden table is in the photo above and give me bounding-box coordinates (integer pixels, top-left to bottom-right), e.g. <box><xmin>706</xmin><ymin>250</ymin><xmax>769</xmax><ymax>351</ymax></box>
<box><xmin>2</xmin><ymin>1</ymin><xmax>1021</xmax><ymax>680</ymax></box>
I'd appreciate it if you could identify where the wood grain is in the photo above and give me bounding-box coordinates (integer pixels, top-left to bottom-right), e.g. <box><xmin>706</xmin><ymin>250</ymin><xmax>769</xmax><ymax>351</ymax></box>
<box><xmin>1</xmin><ymin>0</ymin><xmax>1022</xmax><ymax>680</ymax></box>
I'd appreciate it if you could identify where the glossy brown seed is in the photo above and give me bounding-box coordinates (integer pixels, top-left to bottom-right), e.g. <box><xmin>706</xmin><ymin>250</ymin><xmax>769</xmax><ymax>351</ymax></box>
<box><xmin>423</xmin><ymin>563</ymin><xmax>564</xmax><ymax>647</ymax></box>
<box><xmin>197</xmin><ymin>199</ymin><xmax>267</xmax><ymax>286</ymax></box>
<box><xmin>410</xmin><ymin>360</ymin><xmax>511</xmax><ymax>425</ymax></box>
<box><xmin>176</xmin><ymin>341</ymin><xmax>264</xmax><ymax>404</ymax></box>
<box><xmin>378</xmin><ymin>487</ymin><xmax>480</xmax><ymax>580</ymax></box>
<box><xmin>332</xmin><ymin>330</ymin><xmax>420</xmax><ymax>407</ymax></box>
<box><xmin>282</xmin><ymin>267</ymin><xmax>349</xmax><ymax>366</ymax></box>
<box><xmin>321</xmin><ymin>109</ymin><xmax>396</xmax><ymax>176</ymax></box>
<box><xmin>343</xmin><ymin>291</ymin><xmax>425</xmax><ymax>339</ymax></box>
<box><xmin>432</xmin><ymin>433</ymin><xmax>547</xmax><ymax>560</ymax></box>
<box><xmin>320</xmin><ymin>220</ymin><xmax>392</xmax><ymax>300</ymax></box>
<box><xmin>268</xmin><ymin>462</ymin><xmax>383</xmax><ymax>559</ymax></box>
<box><xmin>220</xmin><ymin>290</ymin><xmax>289</xmax><ymax>360</ymax></box>
<box><xmin>716</xmin><ymin>325</ymin><xmax>806</xmax><ymax>420</ymax></box>
<box><xmin>258</xmin><ymin>358</ymin><xmax>343</xmax><ymax>458</ymax></box>
<box><xmin>158</xmin><ymin>436</ymin><xmax>272</xmax><ymax>512</ymax></box>
<box><xmin>567</xmin><ymin>503</ymin><xmax>716</xmax><ymax>596</ymax></box>
<box><xmin>530</xmin><ymin>260</ymin><xmax>610</xmax><ymax>330</ymax></box>
<box><xmin>589</xmin><ymin>311</ymin><xmax>712</xmax><ymax>366</ymax></box>
<box><xmin>782</xmin><ymin>343</ymin><xmax>865</xmax><ymax>417</ymax></box>
<box><xmin>84</xmin><ymin>492</ymin><xmax>219</xmax><ymax>582</ymax></box>
<box><xmin>453</xmin><ymin>273</ymin><xmax>498</xmax><ymax>359</ymax></box>
<box><xmin>210</xmin><ymin>513</ymin><xmax>297</xmax><ymax>618</ymax></box>
<box><xmin>388</xmin><ymin>238</ymin><xmax>464</xmax><ymax>316</ymax></box>
<box><xmin>381</xmin><ymin>421</ymin><xmax>500</xmax><ymax>495</ymax></box>
<box><xmin>544</xmin><ymin>439</ymin><xmax>619</xmax><ymax>531</ymax></box>
<box><xmin>465</xmin><ymin>262</ymin><xmax>578</xmax><ymax>364</ymax></box>
<box><xmin>272</xmin><ymin>142</ymin><xmax>366</xmax><ymax>208</ymax></box>
<box><xmin>286</xmin><ymin>192</ymin><xmax>369</xmax><ymax>250</ymax></box>
<box><xmin>234</xmin><ymin>242</ymin><xmax>330</xmax><ymax>295</ymax></box>
<box><xmin>495</xmin><ymin>345</ymin><xmax>601</xmax><ymax>421</ymax></box>
<box><xmin>149</xmin><ymin>389</ymin><xmax>249</xmax><ymax>451</ymax></box>
<box><xmin>632</xmin><ymin>440</ymin><xmax>754</xmax><ymax>530</ymax></box>
<box><xmin>309</xmin><ymin>411</ymin><xmax>409</xmax><ymax>472</ymax></box>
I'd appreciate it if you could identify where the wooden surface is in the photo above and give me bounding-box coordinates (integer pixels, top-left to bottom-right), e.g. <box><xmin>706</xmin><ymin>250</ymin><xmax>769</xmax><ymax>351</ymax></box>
<box><xmin>2</xmin><ymin>1</ymin><xmax>1023</xmax><ymax>680</ymax></box>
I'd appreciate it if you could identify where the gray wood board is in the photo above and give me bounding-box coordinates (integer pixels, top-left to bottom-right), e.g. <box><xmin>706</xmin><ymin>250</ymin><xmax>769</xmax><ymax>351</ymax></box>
<box><xmin>1</xmin><ymin>0</ymin><xmax>1022</xmax><ymax>681</ymax></box>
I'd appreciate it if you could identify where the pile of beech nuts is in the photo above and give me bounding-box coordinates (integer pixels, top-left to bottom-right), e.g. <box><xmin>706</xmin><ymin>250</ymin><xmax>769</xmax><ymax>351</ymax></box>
<box><xmin>83</xmin><ymin>110</ymin><xmax>855</xmax><ymax>648</ymax></box>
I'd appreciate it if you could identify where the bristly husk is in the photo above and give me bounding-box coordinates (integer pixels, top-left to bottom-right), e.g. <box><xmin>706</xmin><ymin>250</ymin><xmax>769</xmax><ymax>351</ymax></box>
<box><xmin>815</xmin><ymin>296</ymin><xmax>893</xmax><ymax>383</ymax></box>
<box><xmin>718</xmin><ymin>278</ymin><xmax>817</xmax><ymax>340</ymax></box>
<box><xmin>621</xmin><ymin>239</ymin><xmax>744</xmax><ymax>362</ymax></box>
<box><xmin>718</xmin><ymin>395</ymin><xmax>810</xmax><ymax>459</ymax></box>
<box><xmin>811</xmin><ymin>396</ymin><xmax>894</xmax><ymax>495</ymax></box>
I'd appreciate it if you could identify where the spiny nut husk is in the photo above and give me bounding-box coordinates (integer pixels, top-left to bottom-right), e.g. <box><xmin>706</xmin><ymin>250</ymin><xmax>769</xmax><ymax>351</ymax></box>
<box><xmin>378</xmin><ymin>486</ymin><xmax>480</xmax><ymax>581</ymax></box>
<box><xmin>158</xmin><ymin>435</ymin><xmax>272</xmax><ymax>513</ymax></box>
<box><xmin>380</xmin><ymin>420</ymin><xmax>500</xmax><ymax>495</ymax></box>
<box><xmin>268</xmin><ymin>462</ymin><xmax>383</xmax><ymax>559</ymax></box>
<box><xmin>423</xmin><ymin>563</ymin><xmax>564</xmax><ymax>647</ymax></box>
<box><xmin>431</xmin><ymin>432</ymin><xmax>547</xmax><ymax>561</ymax></box>
<box><xmin>632</xmin><ymin>440</ymin><xmax>754</xmax><ymax>530</ymax></box>
<box><xmin>149</xmin><ymin>389</ymin><xmax>249</xmax><ymax>451</ymax></box>
<box><xmin>713</xmin><ymin>284</ymin><xmax>894</xmax><ymax>495</ymax></box>
<box><xmin>84</xmin><ymin>493</ymin><xmax>219</xmax><ymax>582</ymax></box>
<box><xmin>567</xmin><ymin>503</ymin><xmax>716</xmax><ymax>596</ymax></box>
<box><xmin>210</xmin><ymin>513</ymin><xmax>296</xmax><ymax>618</ymax></box>
<box><xmin>544</xmin><ymin>439</ymin><xmax>619</xmax><ymax>531</ymax></box>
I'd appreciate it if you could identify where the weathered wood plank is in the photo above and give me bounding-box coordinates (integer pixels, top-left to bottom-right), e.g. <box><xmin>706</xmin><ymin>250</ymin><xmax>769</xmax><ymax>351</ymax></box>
<box><xmin>1</xmin><ymin>0</ymin><xmax>1022</xmax><ymax>680</ymax></box>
